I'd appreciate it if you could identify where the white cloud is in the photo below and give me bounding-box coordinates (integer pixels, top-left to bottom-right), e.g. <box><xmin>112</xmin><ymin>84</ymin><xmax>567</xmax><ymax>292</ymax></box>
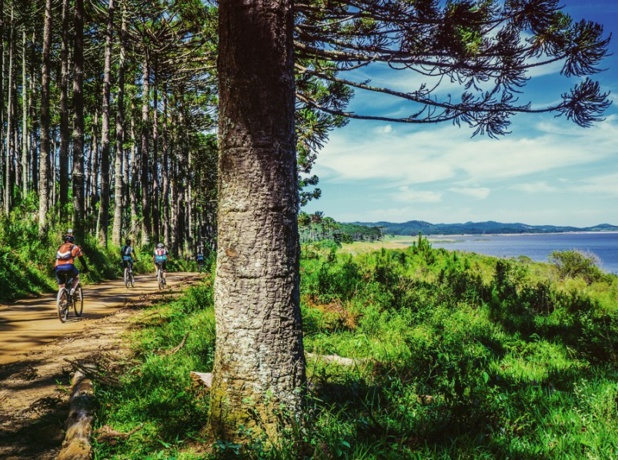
<box><xmin>317</xmin><ymin>115</ymin><xmax>617</xmax><ymax>187</ymax></box>
<box><xmin>449</xmin><ymin>187</ymin><xmax>491</xmax><ymax>199</ymax></box>
<box><xmin>572</xmin><ymin>173</ymin><xmax>618</xmax><ymax>196</ymax></box>
<box><xmin>392</xmin><ymin>186</ymin><xmax>442</xmax><ymax>203</ymax></box>
<box><xmin>374</xmin><ymin>124</ymin><xmax>393</xmax><ymax>134</ymax></box>
<box><xmin>511</xmin><ymin>181</ymin><xmax>557</xmax><ymax>193</ymax></box>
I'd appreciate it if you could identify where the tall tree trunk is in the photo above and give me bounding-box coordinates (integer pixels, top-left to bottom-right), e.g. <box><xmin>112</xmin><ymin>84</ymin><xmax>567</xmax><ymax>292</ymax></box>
<box><xmin>38</xmin><ymin>0</ymin><xmax>52</xmax><ymax>237</ymax></box>
<box><xmin>21</xmin><ymin>26</ymin><xmax>28</xmax><ymax>197</ymax></box>
<box><xmin>72</xmin><ymin>0</ymin><xmax>85</xmax><ymax>240</ymax></box>
<box><xmin>129</xmin><ymin>100</ymin><xmax>138</xmax><ymax>237</ymax></box>
<box><xmin>140</xmin><ymin>54</ymin><xmax>151</xmax><ymax>246</ymax></box>
<box><xmin>162</xmin><ymin>88</ymin><xmax>170</xmax><ymax>247</ymax></box>
<box><xmin>0</xmin><ymin>0</ymin><xmax>4</xmax><ymax>208</ymax></box>
<box><xmin>210</xmin><ymin>0</ymin><xmax>305</xmax><ymax>441</ymax></box>
<box><xmin>4</xmin><ymin>4</ymin><xmax>14</xmax><ymax>216</ymax></box>
<box><xmin>151</xmin><ymin>65</ymin><xmax>160</xmax><ymax>243</ymax></box>
<box><xmin>29</xmin><ymin>29</ymin><xmax>38</xmax><ymax>194</ymax></box>
<box><xmin>112</xmin><ymin>0</ymin><xmax>126</xmax><ymax>246</ymax></box>
<box><xmin>89</xmin><ymin>111</ymin><xmax>100</xmax><ymax>224</ymax></box>
<box><xmin>97</xmin><ymin>0</ymin><xmax>113</xmax><ymax>246</ymax></box>
<box><xmin>59</xmin><ymin>0</ymin><xmax>70</xmax><ymax>217</ymax></box>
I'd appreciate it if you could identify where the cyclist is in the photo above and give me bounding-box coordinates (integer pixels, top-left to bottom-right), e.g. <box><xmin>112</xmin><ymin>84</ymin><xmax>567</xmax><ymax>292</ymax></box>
<box><xmin>153</xmin><ymin>243</ymin><xmax>168</xmax><ymax>275</ymax></box>
<box><xmin>54</xmin><ymin>229</ymin><xmax>88</xmax><ymax>295</ymax></box>
<box><xmin>196</xmin><ymin>250</ymin><xmax>205</xmax><ymax>272</ymax></box>
<box><xmin>121</xmin><ymin>238</ymin><xmax>137</xmax><ymax>273</ymax></box>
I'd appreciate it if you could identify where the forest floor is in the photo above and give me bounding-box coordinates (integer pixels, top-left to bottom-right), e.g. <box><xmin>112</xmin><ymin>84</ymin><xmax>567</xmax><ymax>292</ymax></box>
<box><xmin>0</xmin><ymin>271</ymin><xmax>203</xmax><ymax>460</ymax></box>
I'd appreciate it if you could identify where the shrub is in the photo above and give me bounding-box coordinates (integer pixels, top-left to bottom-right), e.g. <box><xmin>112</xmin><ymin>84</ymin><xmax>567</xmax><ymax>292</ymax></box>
<box><xmin>550</xmin><ymin>249</ymin><xmax>604</xmax><ymax>285</ymax></box>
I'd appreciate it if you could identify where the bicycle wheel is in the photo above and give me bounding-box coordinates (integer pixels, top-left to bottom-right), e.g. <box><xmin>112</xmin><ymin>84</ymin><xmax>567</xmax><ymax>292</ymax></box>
<box><xmin>73</xmin><ymin>286</ymin><xmax>84</xmax><ymax>317</ymax></box>
<box><xmin>57</xmin><ymin>289</ymin><xmax>69</xmax><ymax>323</ymax></box>
<box><xmin>124</xmin><ymin>267</ymin><xmax>130</xmax><ymax>288</ymax></box>
<box><xmin>130</xmin><ymin>270</ymin><xmax>135</xmax><ymax>288</ymax></box>
<box><xmin>158</xmin><ymin>270</ymin><xmax>164</xmax><ymax>290</ymax></box>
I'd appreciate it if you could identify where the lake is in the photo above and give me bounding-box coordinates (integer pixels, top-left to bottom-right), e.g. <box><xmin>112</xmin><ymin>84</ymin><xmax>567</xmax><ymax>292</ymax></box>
<box><xmin>428</xmin><ymin>232</ymin><xmax>618</xmax><ymax>274</ymax></box>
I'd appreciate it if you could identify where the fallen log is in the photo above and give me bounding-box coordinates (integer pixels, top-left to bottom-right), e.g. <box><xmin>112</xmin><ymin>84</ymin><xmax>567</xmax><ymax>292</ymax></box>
<box><xmin>57</xmin><ymin>371</ymin><xmax>94</xmax><ymax>460</ymax></box>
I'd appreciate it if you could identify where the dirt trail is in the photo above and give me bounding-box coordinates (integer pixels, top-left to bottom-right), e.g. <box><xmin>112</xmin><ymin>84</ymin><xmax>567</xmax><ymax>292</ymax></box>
<box><xmin>0</xmin><ymin>272</ymin><xmax>202</xmax><ymax>460</ymax></box>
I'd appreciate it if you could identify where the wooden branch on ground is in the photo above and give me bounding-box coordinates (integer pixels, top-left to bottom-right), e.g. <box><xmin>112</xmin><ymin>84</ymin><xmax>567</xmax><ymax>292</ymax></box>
<box><xmin>64</xmin><ymin>358</ymin><xmax>120</xmax><ymax>387</ymax></box>
<box><xmin>165</xmin><ymin>332</ymin><xmax>190</xmax><ymax>355</ymax></box>
<box><xmin>95</xmin><ymin>423</ymin><xmax>144</xmax><ymax>446</ymax></box>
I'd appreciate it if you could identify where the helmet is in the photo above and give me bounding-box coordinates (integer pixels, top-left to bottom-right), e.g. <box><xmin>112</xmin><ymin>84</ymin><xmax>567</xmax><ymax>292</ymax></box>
<box><xmin>156</xmin><ymin>243</ymin><xmax>164</xmax><ymax>249</ymax></box>
<box><xmin>64</xmin><ymin>234</ymin><xmax>75</xmax><ymax>243</ymax></box>
<box><xmin>126</xmin><ymin>239</ymin><xmax>131</xmax><ymax>245</ymax></box>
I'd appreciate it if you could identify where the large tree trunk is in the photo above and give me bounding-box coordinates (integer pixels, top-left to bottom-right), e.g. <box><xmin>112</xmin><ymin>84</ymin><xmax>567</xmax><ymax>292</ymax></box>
<box><xmin>59</xmin><ymin>0</ymin><xmax>70</xmax><ymax>217</ymax></box>
<box><xmin>29</xmin><ymin>29</ymin><xmax>38</xmax><ymax>194</ymax></box>
<box><xmin>98</xmin><ymin>0</ymin><xmax>114</xmax><ymax>246</ymax></box>
<box><xmin>38</xmin><ymin>0</ymin><xmax>52</xmax><ymax>237</ymax></box>
<box><xmin>210</xmin><ymin>0</ymin><xmax>305</xmax><ymax>442</ymax></box>
<box><xmin>21</xmin><ymin>27</ymin><xmax>28</xmax><ymax>198</ymax></box>
<box><xmin>140</xmin><ymin>54</ymin><xmax>151</xmax><ymax>246</ymax></box>
<box><xmin>72</xmin><ymin>0</ymin><xmax>85</xmax><ymax>240</ymax></box>
<box><xmin>151</xmin><ymin>66</ymin><xmax>160</xmax><ymax>244</ymax></box>
<box><xmin>112</xmin><ymin>0</ymin><xmax>126</xmax><ymax>246</ymax></box>
<box><xmin>129</xmin><ymin>100</ymin><xmax>139</xmax><ymax>237</ymax></box>
<box><xmin>0</xmin><ymin>0</ymin><xmax>4</xmax><ymax>208</ymax></box>
<box><xmin>162</xmin><ymin>88</ymin><xmax>170</xmax><ymax>247</ymax></box>
<box><xmin>4</xmin><ymin>5</ymin><xmax>14</xmax><ymax>216</ymax></box>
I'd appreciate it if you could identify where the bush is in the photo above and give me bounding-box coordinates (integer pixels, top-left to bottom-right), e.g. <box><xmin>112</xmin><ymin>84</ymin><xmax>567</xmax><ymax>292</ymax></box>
<box><xmin>550</xmin><ymin>249</ymin><xmax>604</xmax><ymax>284</ymax></box>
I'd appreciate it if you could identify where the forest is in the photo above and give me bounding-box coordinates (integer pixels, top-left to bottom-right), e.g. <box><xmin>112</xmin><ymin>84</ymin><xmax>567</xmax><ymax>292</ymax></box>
<box><xmin>0</xmin><ymin>0</ymin><xmax>218</xmax><ymax>255</ymax></box>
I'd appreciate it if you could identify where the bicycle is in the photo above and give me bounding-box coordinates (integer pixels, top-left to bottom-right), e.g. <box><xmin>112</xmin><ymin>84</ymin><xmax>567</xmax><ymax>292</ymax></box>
<box><xmin>56</xmin><ymin>275</ymin><xmax>84</xmax><ymax>323</ymax></box>
<box><xmin>124</xmin><ymin>264</ymin><xmax>135</xmax><ymax>288</ymax></box>
<box><xmin>156</xmin><ymin>264</ymin><xmax>166</xmax><ymax>290</ymax></box>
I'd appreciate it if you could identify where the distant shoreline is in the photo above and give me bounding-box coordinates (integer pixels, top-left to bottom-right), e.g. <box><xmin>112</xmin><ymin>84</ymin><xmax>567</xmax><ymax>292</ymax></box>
<box><xmin>426</xmin><ymin>231</ymin><xmax>618</xmax><ymax>238</ymax></box>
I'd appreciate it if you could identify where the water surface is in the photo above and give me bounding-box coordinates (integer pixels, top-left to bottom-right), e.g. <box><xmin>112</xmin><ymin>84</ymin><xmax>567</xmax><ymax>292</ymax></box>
<box><xmin>428</xmin><ymin>232</ymin><xmax>618</xmax><ymax>274</ymax></box>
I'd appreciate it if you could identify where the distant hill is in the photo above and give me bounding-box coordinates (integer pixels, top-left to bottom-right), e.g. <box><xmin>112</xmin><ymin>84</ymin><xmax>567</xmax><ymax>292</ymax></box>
<box><xmin>351</xmin><ymin>220</ymin><xmax>618</xmax><ymax>236</ymax></box>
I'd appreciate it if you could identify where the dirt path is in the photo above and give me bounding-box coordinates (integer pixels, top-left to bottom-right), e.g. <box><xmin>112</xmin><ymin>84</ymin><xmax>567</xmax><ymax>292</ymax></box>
<box><xmin>0</xmin><ymin>271</ymin><xmax>203</xmax><ymax>460</ymax></box>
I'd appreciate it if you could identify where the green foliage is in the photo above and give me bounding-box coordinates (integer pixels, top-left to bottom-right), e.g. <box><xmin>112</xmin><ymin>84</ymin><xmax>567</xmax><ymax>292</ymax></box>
<box><xmin>550</xmin><ymin>249</ymin><xmax>606</xmax><ymax>284</ymax></box>
<box><xmin>94</xmin><ymin>279</ymin><xmax>216</xmax><ymax>460</ymax></box>
<box><xmin>94</xmin><ymin>242</ymin><xmax>618</xmax><ymax>459</ymax></box>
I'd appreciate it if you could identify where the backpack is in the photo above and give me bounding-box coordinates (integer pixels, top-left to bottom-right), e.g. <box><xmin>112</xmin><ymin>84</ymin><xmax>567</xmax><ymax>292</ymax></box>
<box><xmin>122</xmin><ymin>245</ymin><xmax>132</xmax><ymax>256</ymax></box>
<box><xmin>155</xmin><ymin>247</ymin><xmax>166</xmax><ymax>256</ymax></box>
<box><xmin>56</xmin><ymin>243</ymin><xmax>75</xmax><ymax>261</ymax></box>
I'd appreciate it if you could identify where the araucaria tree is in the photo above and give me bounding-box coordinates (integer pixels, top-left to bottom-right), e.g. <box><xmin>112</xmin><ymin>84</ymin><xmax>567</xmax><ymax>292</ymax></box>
<box><xmin>212</xmin><ymin>0</ymin><xmax>611</xmax><ymax>443</ymax></box>
<box><xmin>211</xmin><ymin>0</ymin><xmax>305</xmax><ymax>440</ymax></box>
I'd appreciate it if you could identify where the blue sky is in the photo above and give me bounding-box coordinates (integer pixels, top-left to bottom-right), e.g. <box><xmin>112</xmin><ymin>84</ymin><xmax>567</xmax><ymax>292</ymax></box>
<box><xmin>303</xmin><ymin>1</ymin><xmax>618</xmax><ymax>228</ymax></box>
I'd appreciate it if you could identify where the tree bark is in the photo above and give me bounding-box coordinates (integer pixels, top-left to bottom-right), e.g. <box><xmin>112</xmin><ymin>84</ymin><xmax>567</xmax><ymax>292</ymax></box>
<box><xmin>151</xmin><ymin>65</ymin><xmax>160</xmax><ymax>243</ymax></box>
<box><xmin>72</xmin><ymin>0</ymin><xmax>85</xmax><ymax>240</ymax></box>
<box><xmin>4</xmin><ymin>5</ymin><xmax>14</xmax><ymax>215</ymax></box>
<box><xmin>97</xmin><ymin>0</ymin><xmax>113</xmax><ymax>246</ymax></box>
<box><xmin>38</xmin><ymin>0</ymin><xmax>52</xmax><ymax>237</ymax></box>
<box><xmin>129</xmin><ymin>99</ymin><xmax>139</xmax><ymax>237</ymax></box>
<box><xmin>112</xmin><ymin>0</ymin><xmax>127</xmax><ymax>246</ymax></box>
<box><xmin>210</xmin><ymin>0</ymin><xmax>305</xmax><ymax>441</ymax></box>
<box><xmin>59</xmin><ymin>0</ymin><xmax>70</xmax><ymax>217</ymax></box>
<box><xmin>21</xmin><ymin>26</ymin><xmax>28</xmax><ymax>198</ymax></box>
<box><xmin>162</xmin><ymin>88</ymin><xmax>170</xmax><ymax>246</ymax></box>
<box><xmin>29</xmin><ymin>29</ymin><xmax>38</xmax><ymax>194</ymax></box>
<box><xmin>140</xmin><ymin>54</ymin><xmax>151</xmax><ymax>246</ymax></box>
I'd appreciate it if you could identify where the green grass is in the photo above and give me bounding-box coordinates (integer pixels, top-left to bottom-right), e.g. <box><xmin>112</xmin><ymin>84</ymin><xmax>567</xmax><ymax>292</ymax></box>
<box><xmin>94</xmin><ymin>280</ymin><xmax>216</xmax><ymax>459</ymax></box>
<box><xmin>93</xmin><ymin>239</ymin><xmax>618</xmax><ymax>459</ymax></box>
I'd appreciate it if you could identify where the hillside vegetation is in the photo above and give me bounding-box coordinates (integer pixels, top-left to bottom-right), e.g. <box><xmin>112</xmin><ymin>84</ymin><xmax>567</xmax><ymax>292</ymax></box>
<box><xmin>93</xmin><ymin>238</ymin><xmax>618</xmax><ymax>459</ymax></box>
